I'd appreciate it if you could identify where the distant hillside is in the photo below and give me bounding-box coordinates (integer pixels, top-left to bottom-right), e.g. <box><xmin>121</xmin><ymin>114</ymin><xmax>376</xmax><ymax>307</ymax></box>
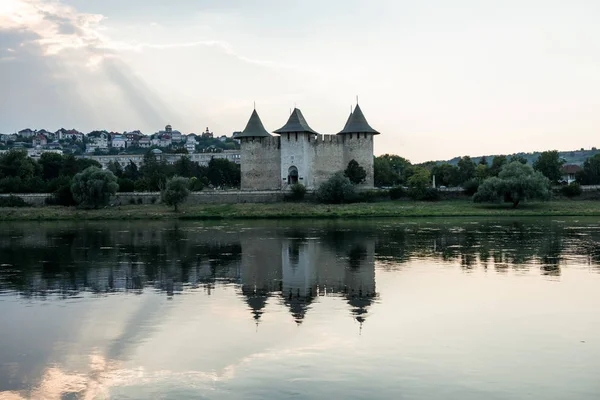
<box><xmin>432</xmin><ymin>148</ymin><xmax>600</xmax><ymax>167</ymax></box>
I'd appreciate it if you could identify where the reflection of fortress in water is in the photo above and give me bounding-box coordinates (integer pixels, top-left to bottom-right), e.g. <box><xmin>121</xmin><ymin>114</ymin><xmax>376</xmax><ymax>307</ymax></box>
<box><xmin>240</xmin><ymin>234</ymin><xmax>376</xmax><ymax>324</ymax></box>
<box><xmin>0</xmin><ymin>224</ymin><xmax>378</xmax><ymax>326</ymax></box>
<box><xmin>4</xmin><ymin>219</ymin><xmax>600</xmax><ymax>325</ymax></box>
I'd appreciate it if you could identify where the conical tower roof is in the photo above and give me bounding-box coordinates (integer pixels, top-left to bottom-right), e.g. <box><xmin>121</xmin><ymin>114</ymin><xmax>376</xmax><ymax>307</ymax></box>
<box><xmin>337</xmin><ymin>104</ymin><xmax>380</xmax><ymax>135</ymax></box>
<box><xmin>274</xmin><ymin>108</ymin><xmax>319</xmax><ymax>134</ymax></box>
<box><xmin>341</xmin><ymin>111</ymin><xmax>353</xmax><ymax>131</ymax></box>
<box><xmin>236</xmin><ymin>109</ymin><xmax>272</xmax><ymax>138</ymax></box>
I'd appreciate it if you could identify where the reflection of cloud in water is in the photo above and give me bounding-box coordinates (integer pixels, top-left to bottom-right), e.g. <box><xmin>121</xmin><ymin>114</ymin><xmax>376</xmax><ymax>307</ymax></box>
<box><xmin>0</xmin><ymin>337</ymin><xmax>349</xmax><ymax>399</ymax></box>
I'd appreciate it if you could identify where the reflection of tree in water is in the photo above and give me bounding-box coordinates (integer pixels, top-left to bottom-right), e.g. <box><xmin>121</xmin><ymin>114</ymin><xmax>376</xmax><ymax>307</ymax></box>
<box><xmin>2</xmin><ymin>219</ymin><xmax>600</xmax><ymax>303</ymax></box>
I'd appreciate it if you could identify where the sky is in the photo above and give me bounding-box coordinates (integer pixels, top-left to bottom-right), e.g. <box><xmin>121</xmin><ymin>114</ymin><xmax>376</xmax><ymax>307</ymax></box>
<box><xmin>1</xmin><ymin>0</ymin><xmax>599</xmax><ymax>162</ymax></box>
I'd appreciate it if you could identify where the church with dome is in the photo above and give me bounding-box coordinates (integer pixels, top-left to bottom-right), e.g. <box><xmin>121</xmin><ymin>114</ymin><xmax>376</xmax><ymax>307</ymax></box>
<box><xmin>237</xmin><ymin>104</ymin><xmax>380</xmax><ymax>190</ymax></box>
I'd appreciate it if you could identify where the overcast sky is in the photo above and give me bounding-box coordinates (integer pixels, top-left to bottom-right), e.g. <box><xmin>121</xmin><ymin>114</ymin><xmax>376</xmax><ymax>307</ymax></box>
<box><xmin>1</xmin><ymin>0</ymin><xmax>599</xmax><ymax>162</ymax></box>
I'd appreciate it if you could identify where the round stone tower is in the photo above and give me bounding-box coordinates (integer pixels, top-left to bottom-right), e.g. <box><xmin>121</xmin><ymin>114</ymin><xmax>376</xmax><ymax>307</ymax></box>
<box><xmin>337</xmin><ymin>103</ymin><xmax>380</xmax><ymax>188</ymax></box>
<box><xmin>238</xmin><ymin>109</ymin><xmax>281</xmax><ymax>190</ymax></box>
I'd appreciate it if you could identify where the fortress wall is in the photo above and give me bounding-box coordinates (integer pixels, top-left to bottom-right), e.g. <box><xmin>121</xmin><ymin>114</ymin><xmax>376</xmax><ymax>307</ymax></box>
<box><xmin>311</xmin><ymin>134</ymin><xmax>346</xmax><ymax>189</ymax></box>
<box><xmin>240</xmin><ymin>137</ymin><xmax>281</xmax><ymax>190</ymax></box>
<box><xmin>343</xmin><ymin>134</ymin><xmax>375</xmax><ymax>187</ymax></box>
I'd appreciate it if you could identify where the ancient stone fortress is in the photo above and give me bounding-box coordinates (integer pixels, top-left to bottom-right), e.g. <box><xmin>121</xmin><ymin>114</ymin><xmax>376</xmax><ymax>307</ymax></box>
<box><xmin>237</xmin><ymin>104</ymin><xmax>380</xmax><ymax>190</ymax></box>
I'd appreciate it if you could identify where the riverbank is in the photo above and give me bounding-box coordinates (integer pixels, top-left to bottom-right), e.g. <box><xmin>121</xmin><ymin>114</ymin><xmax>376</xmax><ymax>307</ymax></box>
<box><xmin>2</xmin><ymin>200</ymin><xmax>600</xmax><ymax>221</ymax></box>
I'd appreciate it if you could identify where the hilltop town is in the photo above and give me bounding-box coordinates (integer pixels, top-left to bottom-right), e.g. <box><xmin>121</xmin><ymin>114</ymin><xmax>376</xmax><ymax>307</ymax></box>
<box><xmin>0</xmin><ymin>125</ymin><xmax>241</xmax><ymax>168</ymax></box>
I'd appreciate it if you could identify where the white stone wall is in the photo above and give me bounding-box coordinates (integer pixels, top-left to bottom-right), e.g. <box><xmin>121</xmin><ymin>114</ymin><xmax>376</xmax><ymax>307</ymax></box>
<box><xmin>241</xmin><ymin>137</ymin><xmax>281</xmax><ymax>190</ymax></box>
<box><xmin>279</xmin><ymin>132</ymin><xmax>315</xmax><ymax>189</ymax></box>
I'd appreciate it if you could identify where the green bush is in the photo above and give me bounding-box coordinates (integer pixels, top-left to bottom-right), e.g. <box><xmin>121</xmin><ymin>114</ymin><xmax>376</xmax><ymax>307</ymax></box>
<box><xmin>389</xmin><ymin>186</ymin><xmax>406</xmax><ymax>200</ymax></box>
<box><xmin>189</xmin><ymin>177</ymin><xmax>205</xmax><ymax>192</ymax></box>
<box><xmin>463</xmin><ymin>178</ymin><xmax>480</xmax><ymax>196</ymax></box>
<box><xmin>473</xmin><ymin>162</ymin><xmax>550</xmax><ymax>208</ymax></box>
<box><xmin>161</xmin><ymin>176</ymin><xmax>190</xmax><ymax>211</ymax></box>
<box><xmin>134</xmin><ymin>179</ymin><xmax>149</xmax><ymax>192</ymax></box>
<box><xmin>0</xmin><ymin>195</ymin><xmax>29</xmax><ymax>207</ymax></box>
<box><xmin>356</xmin><ymin>189</ymin><xmax>389</xmax><ymax>203</ymax></box>
<box><xmin>560</xmin><ymin>182</ymin><xmax>582</xmax><ymax>198</ymax></box>
<box><xmin>71</xmin><ymin>167</ymin><xmax>119</xmax><ymax>209</ymax></box>
<box><xmin>409</xmin><ymin>187</ymin><xmax>440</xmax><ymax>201</ymax></box>
<box><xmin>45</xmin><ymin>176</ymin><xmax>76</xmax><ymax>206</ymax></box>
<box><xmin>118</xmin><ymin>178</ymin><xmax>135</xmax><ymax>192</ymax></box>
<box><xmin>316</xmin><ymin>172</ymin><xmax>357</xmax><ymax>204</ymax></box>
<box><xmin>286</xmin><ymin>183</ymin><xmax>307</xmax><ymax>201</ymax></box>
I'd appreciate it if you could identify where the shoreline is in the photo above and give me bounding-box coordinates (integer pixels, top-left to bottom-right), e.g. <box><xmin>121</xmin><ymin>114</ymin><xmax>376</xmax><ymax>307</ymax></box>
<box><xmin>2</xmin><ymin>200</ymin><xmax>600</xmax><ymax>221</ymax></box>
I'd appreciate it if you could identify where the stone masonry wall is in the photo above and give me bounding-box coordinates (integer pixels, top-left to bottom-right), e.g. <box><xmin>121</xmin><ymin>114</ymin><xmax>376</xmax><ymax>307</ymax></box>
<box><xmin>240</xmin><ymin>137</ymin><xmax>281</xmax><ymax>190</ymax></box>
<box><xmin>343</xmin><ymin>133</ymin><xmax>375</xmax><ymax>187</ymax></box>
<box><xmin>311</xmin><ymin>135</ymin><xmax>346</xmax><ymax>189</ymax></box>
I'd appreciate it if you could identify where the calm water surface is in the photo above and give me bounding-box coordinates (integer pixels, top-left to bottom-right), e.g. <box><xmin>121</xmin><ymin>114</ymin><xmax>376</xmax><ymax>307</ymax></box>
<box><xmin>0</xmin><ymin>218</ymin><xmax>599</xmax><ymax>399</ymax></box>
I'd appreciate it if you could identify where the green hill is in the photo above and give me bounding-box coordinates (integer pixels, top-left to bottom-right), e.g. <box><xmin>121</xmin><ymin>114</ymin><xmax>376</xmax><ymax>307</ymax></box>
<box><xmin>434</xmin><ymin>148</ymin><xmax>599</xmax><ymax>166</ymax></box>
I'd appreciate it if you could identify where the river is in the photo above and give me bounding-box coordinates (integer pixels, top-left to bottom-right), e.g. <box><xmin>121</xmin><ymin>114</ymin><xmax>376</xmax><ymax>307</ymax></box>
<box><xmin>0</xmin><ymin>218</ymin><xmax>599</xmax><ymax>399</ymax></box>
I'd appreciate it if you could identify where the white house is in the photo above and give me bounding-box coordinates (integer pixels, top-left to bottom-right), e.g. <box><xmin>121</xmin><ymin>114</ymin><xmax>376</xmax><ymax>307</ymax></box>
<box><xmin>185</xmin><ymin>140</ymin><xmax>197</xmax><ymax>153</ymax></box>
<box><xmin>111</xmin><ymin>134</ymin><xmax>127</xmax><ymax>148</ymax></box>
<box><xmin>139</xmin><ymin>136</ymin><xmax>151</xmax><ymax>148</ymax></box>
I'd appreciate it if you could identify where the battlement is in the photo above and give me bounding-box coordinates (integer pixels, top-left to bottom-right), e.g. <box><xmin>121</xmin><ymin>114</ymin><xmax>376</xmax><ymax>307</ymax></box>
<box><xmin>314</xmin><ymin>134</ymin><xmax>345</xmax><ymax>145</ymax></box>
<box><xmin>241</xmin><ymin>136</ymin><xmax>281</xmax><ymax>149</ymax></box>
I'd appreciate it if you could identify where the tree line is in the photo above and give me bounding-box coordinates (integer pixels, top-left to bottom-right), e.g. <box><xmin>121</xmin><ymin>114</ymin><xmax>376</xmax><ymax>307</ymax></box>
<box><xmin>375</xmin><ymin>151</ymin><xmax>600</xmax><ymax>188</ymax></box>
<box><xmin>0</xmin><ymin>149</ymin><xmax>241</xmax><ymax>205</ymax></box>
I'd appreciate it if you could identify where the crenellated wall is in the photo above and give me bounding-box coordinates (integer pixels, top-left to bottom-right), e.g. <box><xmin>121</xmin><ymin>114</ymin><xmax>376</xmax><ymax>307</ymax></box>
<box><xmin>240</xmin><ymin>136</ymin><xmax>281</xmax><ymax>190</ymax></box>
<box><xmin>241</xmin><ymin>132</ymin><xmax>375</xmax><ymax>191</ymax></box>
<box><xmin>310</xmin><ymin>134</ymin><xmax>346</xmax><ymax>189</ymax></box>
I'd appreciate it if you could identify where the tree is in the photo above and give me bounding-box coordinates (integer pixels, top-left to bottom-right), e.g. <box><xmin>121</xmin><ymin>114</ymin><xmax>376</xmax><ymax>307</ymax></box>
<box><xmin>38</xmin><ymin>152</ymin><xmax>63</xmax><ymax>181</ymax></box>
<box><xmin>479</xmin><ymin>156</ymin><xmax>488</xmax><ymax>166</ymax></box>
<box><xmin>407</xmin><ymin>167</ymin><xmax>437</xmax><ymax>200</ymax></box>
<box><xmin>0</xmin><ymin>149</ymin><xmax>39</xmax><ymax>180</ymax></box>
<box><xmin>206</xmin><ymin>158</ymin><xmax>240</xmax><ymax>188</ymax></box>
<box><xmin>107</xmin><ymin>160</ymin><xmax>123</xmax><ymax>178</ymax></box>
<box><xmin>123</xmin><ymin>161</ymin><xmax>140</xmax><ymax>181</ymax></box>
<box><xmin>475</xmin><ymin>164</ymin><xmax>489</xmax><ymax>181</ymax></box>
<box><xmin>533</xmin><ymin>150</ymin><xmax>564</xmax><ymax>184</ymax></box>
<box><xmin>576</xmin><ymin>154</ymin><xmax>600</xmax><ymax>184</ymax></box>
<box><xmin>431</xmin><ymin>163</ymin><xmax>460</xmax><ymax>187</ymax></box>
<box><xmin>316</xmin><ymin>172</ymin><xmax>356</xmax><ymax>204</ymax></box>
<box><xmin>161</xmin><ymin>176</ymin><xmax>190</xmax><ymax>211</ymax></box>
<box><xmin>509</xmin><ymin>155</ymin><xmax>528</xmax><ymax>165</ymax></box>
<box><xmin>489</xmin><ymin>155</ymin><xmax>507</xmax><ymax>176</ymax></box>
<box><xmin>473</xmin><ymin>162</ymin><xmax>550</xmax><ymax>208</ymax></box>
<box><xmin>374</xmin><ymin>154</ymin><xmax>411</xmax><ymax>187</ymax></box>
<box><xmin>71</xmin><ymin>167</ymin><xmax>119</xmax><ymax>209</ymax></box>
<box><xmin>173</xmin><ymin>156</ymin><xmax>197</xmax><ymax>178</ymax></box>
<box><xmin>344</xmin><ymin>159</ymin><xmax>367</xmax><ymax>184</ymax></box>
<box><xmin>140</xmin><ymin>151</ymin><xmax>169</xmax><ymax>190</ymax></box>
<box><xmin>457</xmin><ymin>156</ymin><xmax>476</xmax><ymax>184</ymax></box>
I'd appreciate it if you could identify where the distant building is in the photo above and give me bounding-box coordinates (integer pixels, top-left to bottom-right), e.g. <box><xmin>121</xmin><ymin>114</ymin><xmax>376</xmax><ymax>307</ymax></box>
<box><xmin>111</xmin><ymin>134</ymin><xmax>127</xmax><ymax>148</ymax></box>
<box><xmin>18</xmin><ymin>128</ymin><xmax>36</xmax><ymax>138</ymax></box>
<box><xmin>32</xmin><ymin>134</ymin><xmax>47</xmax><ymax>147</ymax></box>
<box><xmin>561</xmin><ymin>165</ymin><xmax>582</xmax><ymax>184</ymax></box>
<box><xmin>185</xmin><ymin>140</ymin><xmax>197</xmax><ymax>153</ymax></box>
<box><xmin>201</xmin><ymin>127</ymin><xmax>213</xmax><ymax>138</ymax></box>
<box><xmin>139</xmin><ymin>136</ymin><xmax>151</xmax><ymax>148</ymax></box>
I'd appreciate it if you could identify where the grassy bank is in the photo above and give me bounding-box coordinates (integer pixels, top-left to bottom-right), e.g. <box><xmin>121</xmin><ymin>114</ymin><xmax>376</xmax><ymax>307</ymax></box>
<box><xmin>1</xmin><ymin>200</ymin><xmax>600</xmax><ymax>221</ymax></box>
